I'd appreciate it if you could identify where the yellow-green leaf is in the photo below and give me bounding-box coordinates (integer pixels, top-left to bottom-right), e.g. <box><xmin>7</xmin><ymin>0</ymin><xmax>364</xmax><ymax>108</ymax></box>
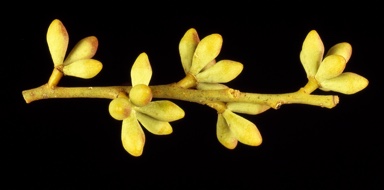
<box><xmin>46</xmin><ymin>19</ymin><xmax>69</xmax><ymax>66</ymax></box>
<box><xmin>189</xmin><ymin>33</ymin><xmax>223</xmax><ymax>75</ymax></box>
<box><xmin>201</xmin><ymin>59</ymin><xmax>216</xmax><ymax>72</ymax></box>
<box><xmin>325</xmin><ymin>42</ymin><xmax>352</xmax><ymax>63</ymax></box>
<box><xmin>179</xmin><ymin>28</ymin><xmax>200</xmax><ymax>74</ymax></box>
<box><xmin>63</xmin><ymin>59</ymin><xmax>102</xmax><ymax>79</ymax></box>
<box><xmin>299</xmin><ymin>30</ymin><xmax>324</xmax><ymax>77</ymax></box>
<box><xmin>315</xmin><ymin>54</ymin><xmax>346</xmax><ymax>82</ymax></box>
<box><xmin>63</xmin><ymin>36</ymin><xmax>98</xmax><ymax>66</ymax></box>
<box><xmin>222</xmin><ymin>110</ymin><xmax>262</xmax><ymax>146</ymax></box>
<box><xmin>131</xmin><ymin>52</ymin><xmax>152</xmax><ymax>86</ymax></box>
<box><xmin>136</xmin><ymin>112</ymin><xmax>173</xmax><ymax>135</ymax></box>
<box><xmin>227</xmin><ymin>102</ymin><xmax>270</xmax><ymax>115</ymax></box>
<box><xmin>121</xmin><ymin>112</ymin><xmax>145</xmax><ymax>157</ymax></box>
<box><xmin>319</xmin><ymin>72</ymin><xmax>369</xmax><ymax>94</ymax></box>
<box><xmin>135</xmin><ymin>100</ymin><xmax>185</xmax><ymax>122</ymax></box>
<box><xmin>195</xmin><ymin>60</ymin><xmax>243</xmax><ymax>83</ymax></box>
<box><xmin>216</xmin><ymin>114</ymin><xmax>237</xmax><ymax>149</ymax></box>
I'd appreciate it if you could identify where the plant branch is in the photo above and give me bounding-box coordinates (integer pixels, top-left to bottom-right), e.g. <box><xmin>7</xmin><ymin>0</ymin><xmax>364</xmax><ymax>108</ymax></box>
<box><xmin>22</xmin><ymin>83</ymin><xmax>339</xmax><ymax>109</ymax></box>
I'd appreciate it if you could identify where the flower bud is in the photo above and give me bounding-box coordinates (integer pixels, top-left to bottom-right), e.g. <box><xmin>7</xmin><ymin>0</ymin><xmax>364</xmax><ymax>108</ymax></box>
<box><xmin>108</xmin><ymin>97</ymin><xmax>132</xmax><ymax>120</ymax></box>
<box><xmin>129</xmin><ymin>84</ymin><xmax>153</xmax><ymax>107</ymax></box>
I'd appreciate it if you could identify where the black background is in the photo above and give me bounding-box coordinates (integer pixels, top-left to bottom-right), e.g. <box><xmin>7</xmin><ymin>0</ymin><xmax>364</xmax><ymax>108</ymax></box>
<box><xmin>4</xmin><ymin>4</ymin><xmax>383</xmax><ymax>189</ymax></box>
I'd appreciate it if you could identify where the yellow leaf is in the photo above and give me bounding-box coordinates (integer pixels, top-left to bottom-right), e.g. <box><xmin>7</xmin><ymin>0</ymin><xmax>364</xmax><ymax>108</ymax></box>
<box><xmin>201</xmin><ymin>59</ymin><xmax>216</xmax><ymax>72</ymax></box>
<box><xmin>216</xmin><ymin>114</ymin><xmax>237</xmax><ymax>149</ymax></box>
<box><xmin>179</xmin><ymin>28</ymin><xmax>200</xmax><ymax>74</ymax></box>
<box><xmin>195</xmin><ymin>60</ymin><xmax>243</xmax><ymax>83</ymax></box>
<box><xmin>131</xmin><ymin>52</ymin><xmax>152</xmax><ymax>86</ymax></box>
<box><xmin>227</xmin><ymin>102</ymin><xmax>270</xmax><ymax>115</ymax></box>
<box><xmin>319</xmin><ymin>72</ymin><xmax>369</xmax><ymax>94</ymax></box>
<box><xmin>135</xmin><ymin>100</ymin><xmax>185</xmax><ymax>122</ymax></box>
<box><xmin>222</xmin><ymin>110</ymin><xmax>262</xmax><ymax>146</ymax></box>
<box><xmin>136</xmin><ymin>112</ymin><xmax>173</xmax><ymax>135</ymax></box>
<box><xmin>299</xmin><ymin>30</ymin><xmax>324</xmax><ymax>77</ymax></box>
<box><xmin>63</xmin><ymin>36</ymin><xmax>98</xmax><ymax>66</ymax></box>
<box><xmin>63</xmin><ymin>59</ymin><xmax>102</xmax><ymax>79</ymax></box>
<box><xmin>315</xmin><ymin>54</ymin><xmax>346</xmax><ymax>82</ymax></box>
<box><xmin>46</xmin><ymin>19</ymin><xmax>69</xmax><ymax>66</ymax></box>
<box><xmin>325</xmin><ymin>42</ymin><xmax>352</xmax><ymax>63</ymax></box>
<box><xmin>121</xmin><ymin>112</ymin><xmax>145</xmax><ymax>157</ymax></box>
<box><xmin>189</xmin><ymin>33</ymin><xmax>223</xmax><ymax>75</ymax></box>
